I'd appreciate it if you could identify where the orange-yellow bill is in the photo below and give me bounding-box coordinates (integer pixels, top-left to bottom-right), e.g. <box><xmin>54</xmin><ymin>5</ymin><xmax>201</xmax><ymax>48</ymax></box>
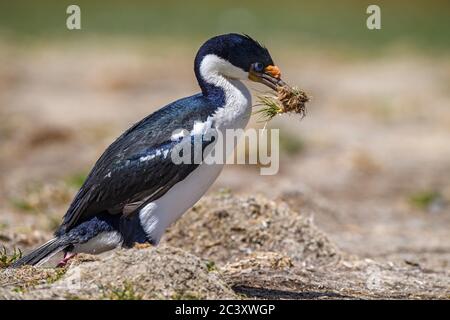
<box><xmin>264</xmin><ymin>65</ymin><xmax>281</xmax><ymax>79</ymax></box>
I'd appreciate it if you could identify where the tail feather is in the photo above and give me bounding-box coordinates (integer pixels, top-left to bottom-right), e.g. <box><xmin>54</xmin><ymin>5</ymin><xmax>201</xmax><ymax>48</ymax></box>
<box><xmin>11</xmin><ymin>237</ymin><xmax>67</xmax><ymax>268</ymax></box>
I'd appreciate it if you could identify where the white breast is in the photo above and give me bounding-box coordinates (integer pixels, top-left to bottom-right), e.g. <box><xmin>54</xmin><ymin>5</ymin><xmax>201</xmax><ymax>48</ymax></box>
<box><xmin>139</xmin><ymin>54</ymin><xmax>252</xmax><ymax>244</ymax></box>
<box><xmin>139</xmin><ymin>162</ymin><xmax>223</xmax><ymax>243</ymax></box>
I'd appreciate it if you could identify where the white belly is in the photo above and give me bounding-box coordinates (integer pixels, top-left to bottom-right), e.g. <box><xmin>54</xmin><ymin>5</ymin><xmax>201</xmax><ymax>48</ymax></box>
<box><xmin>139</xmin><ymin>163</ymin><xmax>223</xmax><ymax>243</ymax></box>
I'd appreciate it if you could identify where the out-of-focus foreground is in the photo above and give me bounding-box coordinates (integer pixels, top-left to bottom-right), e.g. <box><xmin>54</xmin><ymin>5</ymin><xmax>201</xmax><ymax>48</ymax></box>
<box><xmin>0</xmin><ymin>0</ymin><xmax>449</xmax><ymax>299</ymax></box>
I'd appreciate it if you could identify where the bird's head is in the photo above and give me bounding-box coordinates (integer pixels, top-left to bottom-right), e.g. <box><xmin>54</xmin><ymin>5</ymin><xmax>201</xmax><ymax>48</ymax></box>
<box><xmin>195</xmin><ymin>33</ymin><xmax>283</xmax><ymax>91</ymax></box>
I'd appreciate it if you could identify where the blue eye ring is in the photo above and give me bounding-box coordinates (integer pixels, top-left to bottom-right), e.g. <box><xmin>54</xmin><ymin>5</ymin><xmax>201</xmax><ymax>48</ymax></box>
<box><xmin>253</xmin><ymin>62</ymin><xmax>264</xmax><ymax>73</ymax></box>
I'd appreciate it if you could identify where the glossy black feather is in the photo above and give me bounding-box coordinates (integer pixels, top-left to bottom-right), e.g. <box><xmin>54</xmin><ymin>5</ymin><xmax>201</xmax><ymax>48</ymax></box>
<box><xmin>56</xmin><ymin>93</ymin><xmax>218</xmax><ymax>235</ymax></box>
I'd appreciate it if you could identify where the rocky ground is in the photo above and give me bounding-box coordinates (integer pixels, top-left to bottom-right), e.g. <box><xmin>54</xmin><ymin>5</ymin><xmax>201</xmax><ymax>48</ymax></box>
<box><xmin>1</xmin><ymin>194</ymin><xmax>448</xmax><ymax>299</ymax></box>
<box><xmin>0</xmin><ymin>42</ymin><xmax>449</xmax><ymax>299</ymax></box>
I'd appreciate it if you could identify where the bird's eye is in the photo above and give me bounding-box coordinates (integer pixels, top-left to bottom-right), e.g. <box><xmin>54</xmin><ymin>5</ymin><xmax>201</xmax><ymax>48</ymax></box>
<box><xmin>253</xmin><ymin>62</ymin><xmax>264</xmax><ymax>73</ymax></box>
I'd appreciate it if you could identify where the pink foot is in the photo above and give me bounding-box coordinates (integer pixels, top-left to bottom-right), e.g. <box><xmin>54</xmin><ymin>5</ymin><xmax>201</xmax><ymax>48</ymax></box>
<box><xmin>57</xmin><ymin>252</ymin><xmax>77</xmax><ymax>268</ymax></box>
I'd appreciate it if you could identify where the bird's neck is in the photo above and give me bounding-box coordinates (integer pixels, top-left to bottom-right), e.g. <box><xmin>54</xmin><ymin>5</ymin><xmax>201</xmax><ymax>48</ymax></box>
<box><xmin>195</xmin><ymin>55</ymin><xmax>252</xmax><ymax>130</ymax></box>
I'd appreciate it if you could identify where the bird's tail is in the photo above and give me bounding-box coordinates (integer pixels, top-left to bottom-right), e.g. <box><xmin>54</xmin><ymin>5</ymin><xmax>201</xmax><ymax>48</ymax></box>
<box><xmin>11</xmin><ymin>237</ymin><xmax>67</xmax><ymax>268</ymax></box>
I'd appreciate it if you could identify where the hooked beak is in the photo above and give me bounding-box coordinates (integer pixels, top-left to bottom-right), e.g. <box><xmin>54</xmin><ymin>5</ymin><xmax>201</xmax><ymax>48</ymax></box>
<box><xmin>249</xmin><ymin>65</ymin><xmax>285</xmax><ymax>90</ymax></box>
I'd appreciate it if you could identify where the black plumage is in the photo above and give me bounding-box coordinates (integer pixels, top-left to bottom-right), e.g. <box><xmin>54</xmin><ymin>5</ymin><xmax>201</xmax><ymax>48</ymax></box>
<box><xmin>57</xmin><ymin>93</ymin><xmax>219</xmax><ymax>235</ymax></box>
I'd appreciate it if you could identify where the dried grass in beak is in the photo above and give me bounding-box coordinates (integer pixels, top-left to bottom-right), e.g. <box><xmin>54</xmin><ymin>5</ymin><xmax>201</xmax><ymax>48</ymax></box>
<box><xmin>254</xmin><ymin>84</ymin><xmax>310</xmax><ymax>122</ymax></box>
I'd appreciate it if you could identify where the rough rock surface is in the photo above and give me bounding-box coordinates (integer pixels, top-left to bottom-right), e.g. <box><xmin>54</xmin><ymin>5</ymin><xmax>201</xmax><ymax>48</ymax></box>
<box><xmin>1</xmin><ymin>194</ymin><xmax>449</xmax><ymax>299</ymax></box>
<box><xmin>0</xmin><ymin>246</ymin><xmax>237</xmax><ymax>299</ymax></box>
<box><xmin>164</xmin><ymin>193</ymin><xmax>340</xmax><ymax>267</ymax></box>
<box><xmin>223</xmin><ymin>252</ymin><xmax>449</xmax><ymax>299</ymax></box>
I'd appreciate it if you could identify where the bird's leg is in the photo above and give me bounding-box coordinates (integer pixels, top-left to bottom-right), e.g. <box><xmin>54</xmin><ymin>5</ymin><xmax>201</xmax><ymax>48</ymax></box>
<box><xmin>57</xmin><ymin>252</ymin><xmax>77</xmax><ymax>268</ymax></box>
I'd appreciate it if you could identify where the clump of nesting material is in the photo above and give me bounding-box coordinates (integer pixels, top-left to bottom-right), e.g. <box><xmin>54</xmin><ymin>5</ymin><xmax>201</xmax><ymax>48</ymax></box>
<box><xmin>255</xmin><ymin>84</ymin><xmax>310</xmax><ymax>122</ymax></box>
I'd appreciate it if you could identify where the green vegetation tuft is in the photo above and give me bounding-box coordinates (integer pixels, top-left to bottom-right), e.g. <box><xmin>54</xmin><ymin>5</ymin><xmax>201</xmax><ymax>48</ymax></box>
<box><xmin>205</xmin><ymin>260</ymin><xmax>217</xmax><ymax>272</ymax></box>
<box><xmin>254</xmin><ymin>96</ymin><xmax>283</xmax><ymax>122</ymax></box>
<box><xmin>279</xmin><ymin>131</ymin><xmax>305</xmax><ymax>156</ymax></box>
<box><xmin>46</xmin><ymin>267</ymin><xmax>67</xmax><ymax>284</ymax></box>
<box><xmin>171</xmin><ymin>291</ymin><xmax>203</xmax><ymax>300</ymax></box>
<box><xmin>103</xmin><ymin>281</ymin><xmax>142</xmax><ymax>300</ymax></box>
<box><xmin>65</xmin><ymin>172</ymin><xmax>87</xmax><ymax>189</ymax></box>
<box><xmin>0</xmin><ymin>246</ymin><xmax>22</xmax><ymax>268</ymax></box>
<box><xmin>409</xmin><ymin>190</ymin><xmax>442</xmax><ymax>209</ymax></box>
<box><xmin>9</xmin><ymin>198</ymin><xmax>35</xmax><ymax>213</ymax></box>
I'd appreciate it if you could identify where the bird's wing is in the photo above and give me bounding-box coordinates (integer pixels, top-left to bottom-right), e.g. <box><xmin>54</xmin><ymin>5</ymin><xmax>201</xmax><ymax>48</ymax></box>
<box><xmin>56</xmin><ymin>94</ymin><xmax>218</xmax><ymax>235</ymax></box>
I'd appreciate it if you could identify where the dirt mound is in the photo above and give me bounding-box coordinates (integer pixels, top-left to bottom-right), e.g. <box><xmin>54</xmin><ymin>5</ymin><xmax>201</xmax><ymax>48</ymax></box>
<box><xmin>164</xmin><ymin>193</ymin><xmax>340</xmax><ymax>266</ymax></box>
<box><xmin>1</xmin><ymin>193</ymin><xmax>448</xmax><ymax>299</ymax></box>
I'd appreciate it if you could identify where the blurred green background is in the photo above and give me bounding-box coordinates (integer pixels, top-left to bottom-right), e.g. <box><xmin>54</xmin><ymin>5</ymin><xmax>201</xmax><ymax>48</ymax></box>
<box><xmin>1</xmin><ymin>0</ymin><xmax>449</xmax><ymax>53</ymax></box>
